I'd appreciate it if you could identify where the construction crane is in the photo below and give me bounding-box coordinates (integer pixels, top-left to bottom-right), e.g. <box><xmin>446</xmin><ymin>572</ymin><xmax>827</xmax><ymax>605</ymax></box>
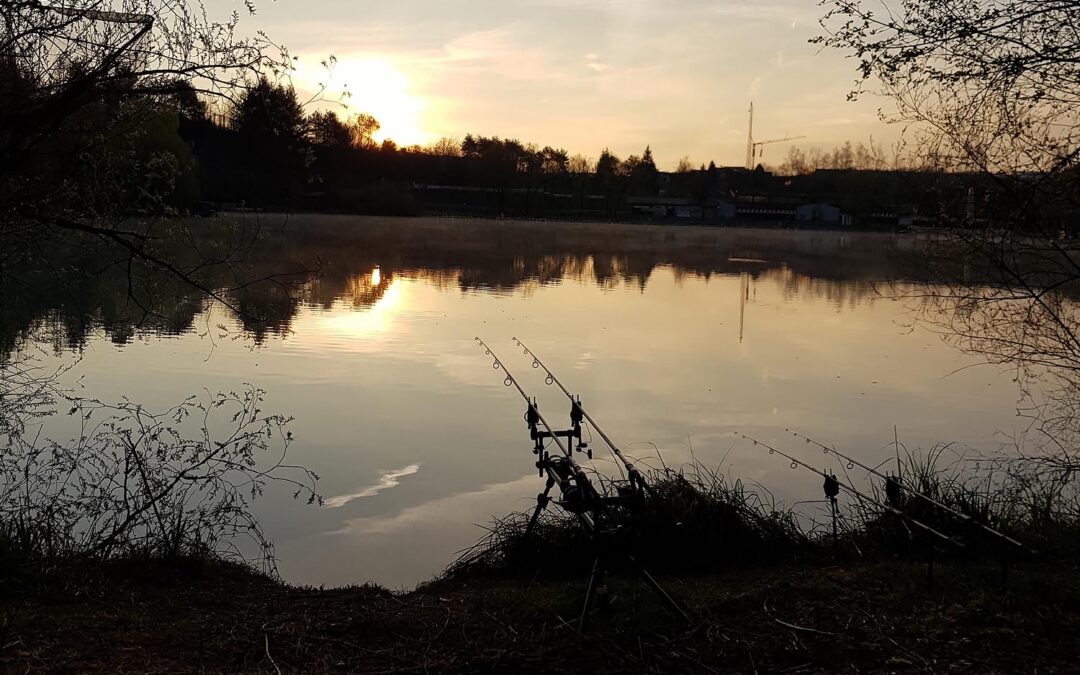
<box><xmin>751</xmin><ymin>135</ymin><xmax>806</xmax><ymax>166</ymax></box>
<box><xmin>744</xmin><ymin>102</ymin><xmax>805</xmax><ymax>169</ymax></box>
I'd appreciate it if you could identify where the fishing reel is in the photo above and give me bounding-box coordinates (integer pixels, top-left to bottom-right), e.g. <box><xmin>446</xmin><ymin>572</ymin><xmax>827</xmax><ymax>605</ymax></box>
<box><xmin>542</xmin><ymin>454</ymin><xmax>592</xmax><ymax>514</ymax></box>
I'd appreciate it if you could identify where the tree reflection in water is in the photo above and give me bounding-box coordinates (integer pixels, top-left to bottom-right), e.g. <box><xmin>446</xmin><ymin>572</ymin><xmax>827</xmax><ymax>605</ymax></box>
<box><xmin>2</xmin><ymin>215</ymin><xmax>931</xmax><ymax>355</ymax></box>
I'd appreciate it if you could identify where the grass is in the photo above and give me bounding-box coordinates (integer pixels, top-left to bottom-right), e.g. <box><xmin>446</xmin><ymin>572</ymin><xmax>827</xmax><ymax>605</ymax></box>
<box><xmin>443</xmin><ymin>452</ymin><xmax>1080</xmax><ymax>588</ymax></box>
<box><xmin>443</xmin><ymin>465</ymin><xmax>815</xmax><ymax>584</ymax></box>
<box><xmin>3</xmin><ymin>426</ymin><xmax>1079</xmax><ymax>672</ymax></box>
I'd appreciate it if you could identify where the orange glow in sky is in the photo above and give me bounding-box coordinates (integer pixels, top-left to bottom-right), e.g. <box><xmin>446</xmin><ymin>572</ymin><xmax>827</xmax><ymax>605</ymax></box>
<box><xmin>297</xmin><ymin>56</ymin><xmax>432</xmax><ymax>148</ymax></box>
<box><xmin>262</xmin><ymin>1</ymin><xmax>900</xmax><ymax>167</ymax></box>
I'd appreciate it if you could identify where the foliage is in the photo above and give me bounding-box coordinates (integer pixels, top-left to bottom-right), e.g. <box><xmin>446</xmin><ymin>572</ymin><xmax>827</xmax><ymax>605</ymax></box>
<box><xmin>444</xmin><ymin>464</ymin><xmax>813</xmax><ymax>581</ymax></box>
<box><xmin>818</xmin><ymin>0</ymin><xmax>1080</xmax><ymax>452</ymax></box>
<box><xmin>1</xmin><ymin>0</ymin><xmax>285</xmax><ymax>193</ymax></box>
<box><xmin>447</xmin><ymin>444</ymin><xmax>1080</xmax><ymax>582</ymax></box>
<box><xmin>816</xmin><ymin>0</ymin><xmax>1078</xmax><ymax>205</ymax></box>
<box><xmin>349</xmin><ymin>113</ymin><xmax>382</xmax><ymax>149</ymax></box>
<box><xmin>232</xmin><ymin>77</ymin><xmax>312</xmax><ymax>207</ymax></box>
<box><xmin>0</xmin><ymin>359</ymin><xmax>319</xmax><ymax>571</ymax></box>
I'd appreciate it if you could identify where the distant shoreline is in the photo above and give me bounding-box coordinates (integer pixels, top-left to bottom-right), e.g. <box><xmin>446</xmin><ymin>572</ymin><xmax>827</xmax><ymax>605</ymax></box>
<box><xmin>208</xmin><ymin>208</ymin><xmax>916</xmax><ymax>237</ymax></box>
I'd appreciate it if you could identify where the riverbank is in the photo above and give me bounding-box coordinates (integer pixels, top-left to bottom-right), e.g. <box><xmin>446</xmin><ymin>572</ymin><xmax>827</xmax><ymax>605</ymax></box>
<box><xmin>4</xmin><ymin>556</ymin><xmax>1078</xmax><ymax>673</ymax></box>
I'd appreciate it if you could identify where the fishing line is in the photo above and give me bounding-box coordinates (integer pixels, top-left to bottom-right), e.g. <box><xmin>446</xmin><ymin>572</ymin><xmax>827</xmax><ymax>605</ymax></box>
<box><xmin>736</xmin><ymin>432</ymin><xmax>965</xmax><ymax>549</ymax></box>
<box><xmin>786</xmin><ymin>428</ymin><xmax>1032</xmax><ymax>553</ymax></box>
<box><xmin>513</xmin><ymin>338</ymin><xmax>655</xmax><ymax>490</ymax></box>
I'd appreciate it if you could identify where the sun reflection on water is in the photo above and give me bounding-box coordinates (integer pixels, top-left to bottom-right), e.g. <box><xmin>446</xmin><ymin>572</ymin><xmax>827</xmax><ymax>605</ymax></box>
<box><xmin>317</xmin><ymin>274</ymin><xmax>406</xmax><ymax>340</ymax></box>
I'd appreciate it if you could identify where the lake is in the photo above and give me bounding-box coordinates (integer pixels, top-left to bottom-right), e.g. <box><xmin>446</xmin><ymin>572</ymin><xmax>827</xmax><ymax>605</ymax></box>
<box><xmin>11</xmin><ymin>215</ymin><xmax>1026</xmax><ymax>588</ymax></box>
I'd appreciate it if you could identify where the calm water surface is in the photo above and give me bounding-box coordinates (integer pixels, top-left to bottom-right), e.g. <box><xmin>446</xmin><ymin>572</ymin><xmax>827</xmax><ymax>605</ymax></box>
<box><xmin>25</xmin><ymin>217</ymin><xmax>1024</xmax><ymax>587</ymax></box>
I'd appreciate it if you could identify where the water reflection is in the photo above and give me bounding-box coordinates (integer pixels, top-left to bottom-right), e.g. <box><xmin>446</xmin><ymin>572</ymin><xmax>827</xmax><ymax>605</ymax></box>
<box><xmin>3</xmin><ymin>215</ymin><xmax>914</xmax><ymax>353</ymax></box>
<box><xmin>2</xmin><ymin>216</ymin><xmax>1024</xmax><ymax>588</ymax></box>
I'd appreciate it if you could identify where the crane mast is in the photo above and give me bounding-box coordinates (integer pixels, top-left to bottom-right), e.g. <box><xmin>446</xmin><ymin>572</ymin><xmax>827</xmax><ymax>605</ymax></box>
<box><xmin>745</xmin><ymin>102</ymin><xmax>754</xmax><ymax>170</ymax></box>
<box><xmin>744</xmin><ymin>102</ymin><xmax>804</xmax><ymax>169</ymax></box>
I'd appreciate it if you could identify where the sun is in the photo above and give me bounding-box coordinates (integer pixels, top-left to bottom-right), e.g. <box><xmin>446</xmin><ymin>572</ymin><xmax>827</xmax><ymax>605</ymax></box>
<box><xmin>302</xmin><ymin>55</ymin><xmax>430</xmax><ymax>148</ymax></box>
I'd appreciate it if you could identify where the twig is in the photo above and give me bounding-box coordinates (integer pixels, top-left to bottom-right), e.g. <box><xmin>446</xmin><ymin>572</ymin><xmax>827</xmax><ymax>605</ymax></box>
<box><xmin>264</xmin><ymin>631</ymin><xmax>281</xmax><ymax>675</ymax></box>
<box><xmin>772</xmin><ymin>618</ymin><xmax>838</xmax><ymax>637</ymax></box>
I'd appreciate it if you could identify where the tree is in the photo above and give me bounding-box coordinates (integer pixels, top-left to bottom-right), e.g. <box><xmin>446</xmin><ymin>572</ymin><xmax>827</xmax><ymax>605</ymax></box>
<box><xmin>348</xmin><ymin>113</ymin><xmax>381</xmax><ymax>149</ymax></box>
<box><xmin>776</xmin><ymin>141</ymin><xmax>888</xmax><ymax>175</ymax></box>
<box><xmin>1</xmin><ymin>0</ymin><xmax>295</xmax><ymax>304</ymax></box>
<box><xmin>233</xmin><ymin>77</ymin><xmax>311</xmax><ymax>206</ymax></box>
<box><xmin>567</xmin><ymin>154</ymin><xmax>594</xmax><ymax>174</ymax></box>
<box><xmin>0</xmin><ymin>2</ymin><xmax>321</xmax><ymax>569</ymax></box>
<box><xmin>171</xmin><ymin>82</ymin><xmax>210</xmax><ymax>123</ymax></box>
<box><xmin>779</xmin><ymin>147</ymin><xmax>810</xmax><ymax>176</ymax></box>
<box><xmin>540</xmin><ymin>146</ymin><xmax>569</xmax><ymax>175</ymax></box>
<box><xmin>567</xmin><ymin>154</ymin><xmax>594</xmax><ymax>213</ymax></box>
<box><xmin>308</xmin><ymin>110</ymin><xmax>352</xmax><ymax>148</ymax></box>
<box><xmin>816</xmin><ymin>1</ymin><xmax>1078</xmax><ymax>200</ymax></box>
<box><xmin>427</xmin><ymin>137</ymin><xmax>462</xmax><ymax>157</ymax></box>
<box><xmin>595</xmin><ymin>149</ymin><xmax>625</xmax><ymax>216</ymax></box>
<box><xmin>627</xmin><ymin>145</ymin><xmax>659</xmax><ymax>196</ymax></box>
<box><xmin>1</xmin><ymin>1</ymin><xmax>281</xmax><ymax>192</ymax></box>
<box><xmin>818</xmin><ymin>0</ymin><xmax>1080</xmax><ymax>457</ymax></box>
<box><xmin>460</xmin><ymin>135</ymin><xmax>529</xmax><ymax>213</ymax></box>
<box><xmin>595</xmin><ymin>149</ymin><xmax>622</xmax><ymax>180</ymax></box>
<box><xmin>675</xmin><ymin>156</ymin><xmax>694</xmax><ymax>174</ymax></box>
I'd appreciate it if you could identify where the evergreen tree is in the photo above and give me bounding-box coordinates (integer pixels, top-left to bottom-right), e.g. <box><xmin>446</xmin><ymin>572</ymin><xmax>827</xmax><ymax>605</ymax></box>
<box><xmin>232</xmin><ymin>77</ymin><xmax>311</xmax><ymax>207</ymax></box>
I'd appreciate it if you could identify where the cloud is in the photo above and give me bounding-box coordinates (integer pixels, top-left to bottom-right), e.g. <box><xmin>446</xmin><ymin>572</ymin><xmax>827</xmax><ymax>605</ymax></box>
<box><xmin>433</xmin><ymin>24</ymin><xmax>567</xmax><ymax>82</ymax></box>
<box><xmin>584</xmin><ymin>52</ymin><xmax>610</xmax><ymax>72</ymax></box>
<box><xmin>264</xmin><ymin>0</ymin><xmax>900</xmax><ymax>165</ymax></box>
<box><xmin>713</xmin><ymin>2</ymin><xmax>816</xmax><ymax>24</ymax></box>
<box><xmin>323</xmin><ymin>464</ymin><xmax>422</xmax><ymax>508</ymax></box>
<box><xmin>329</xmin><ymin>475</ymin><xmax>537</xmax><ymax>536</ymax></box>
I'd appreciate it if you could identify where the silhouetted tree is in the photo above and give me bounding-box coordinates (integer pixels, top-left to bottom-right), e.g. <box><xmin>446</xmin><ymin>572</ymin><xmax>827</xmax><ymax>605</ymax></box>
<box><xmin>461</xmin><ymin>135</ymin><xmax>530</xmax><ymax>213</ymax></box>
<box><xmin>308</xmin><ymin>110</ymin><xmax>352</xmax><ymax>148</ymax></box>
<box><xmin>348</xmin><ymin>113</ymin><xmax>381</xmax><ymax>149</ymax></box>
<box><xmin>427</xmin><ymin>137</ymin><xmax>463</xmax><ymax>157</ymax></box>
<box><xmin>232</xmin><ymin>77</ymin><xmax>311</xmax><ymax>206</ymax></box>
<box><xmin>170</xmin><ymin>82</ymin><xmax>210</xmax><ymax>123</ymax></box>
<box><xmin>1</xmin><ymin>1</ymin><xmax>280</xmax><ymax>197</ymax></box>
<box><xmin>594</xmin><ymin>149</ymin><xmax>626</xmax><ymax>216</ymax></box>
<box><xmin>819</xmin><ymin>0</ymin><xmax>1080</xmax><ymax>455</ymax></box>
<box><xmin>777</xmin><ymin>141</ymin><xmax>887</xmax><ymax>175</ymax></box>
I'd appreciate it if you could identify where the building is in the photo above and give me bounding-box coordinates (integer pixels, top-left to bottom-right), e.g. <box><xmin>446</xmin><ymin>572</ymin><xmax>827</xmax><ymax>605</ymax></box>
<box><xmin>795</xmin><ymin>202</ymin><xmax>851</xmax><ymax>226</ymax></box>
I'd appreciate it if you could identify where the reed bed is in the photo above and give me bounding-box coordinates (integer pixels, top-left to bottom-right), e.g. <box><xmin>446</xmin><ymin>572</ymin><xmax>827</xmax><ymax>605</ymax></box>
<box><xmin>444</xmin><ymin>450</ymin><xmax>1080</xmax><ymax>581</ymax></box>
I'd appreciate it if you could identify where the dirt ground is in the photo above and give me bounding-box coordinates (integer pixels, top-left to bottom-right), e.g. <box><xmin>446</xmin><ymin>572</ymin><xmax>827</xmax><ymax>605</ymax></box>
<box><xmin>2</xmin><ymin>556</ymin><xmax>1077</xmax><ymax>673</ymax></box>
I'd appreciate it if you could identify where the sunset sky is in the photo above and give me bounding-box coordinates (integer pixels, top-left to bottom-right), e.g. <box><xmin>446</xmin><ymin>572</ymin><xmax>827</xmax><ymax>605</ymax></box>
<box><xmin>252</xmin><ymin>0</ymin><xmax>896</xmax><ymax>169</ymax></box>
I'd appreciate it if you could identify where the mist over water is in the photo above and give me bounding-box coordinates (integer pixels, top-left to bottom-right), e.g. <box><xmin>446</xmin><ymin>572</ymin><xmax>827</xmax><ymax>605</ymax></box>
<box><xmin>11</xmin><ymin>217</ymin><xmax>1024</xmax><ymax>587</ymax></box>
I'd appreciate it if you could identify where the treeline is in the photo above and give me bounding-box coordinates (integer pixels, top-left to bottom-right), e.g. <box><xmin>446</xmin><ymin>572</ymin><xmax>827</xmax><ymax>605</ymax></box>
<box><xmin>2</xmin><ymin>58</ymin><xmax>685</xmax><ymax>219</ymax></box>
<box><xmin>173</xmin><ymin>78</ymin><xmax>674</xmax><ymax>216</ymax></box>
<box><xmin>776</xmin><ymin>141</ymin><xmax>889</xmax><ymax>176</ymax></box>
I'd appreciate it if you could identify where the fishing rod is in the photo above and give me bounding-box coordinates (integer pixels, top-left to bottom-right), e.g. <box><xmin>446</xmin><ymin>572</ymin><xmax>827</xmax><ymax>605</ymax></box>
<box><xmin>786</xmin><ymin>428</ymin><xmax>1032</xmax><ymax>553</ymax></box>
<box><xmin>512</xmin><ymin>337</ymin><xmax>653</xmax><ymax>492</ymax></box>
<box><xmin>736</xmin><ymin>432</ymin><xmax>964</xmax><ymax>549</ymax></box>
<box><xmin>475</xmin><ymin>337</ymin><xmax>689</xmax><ymax>627</ymax></box>
<box><xmin>477</xmin><ymin>334</ymin><xmax>587</xmax><ymax>477</ymax></box>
